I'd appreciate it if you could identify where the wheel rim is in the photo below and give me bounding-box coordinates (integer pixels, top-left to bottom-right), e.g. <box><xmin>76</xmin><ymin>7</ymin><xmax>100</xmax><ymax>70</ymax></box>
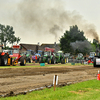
<box><xmin>4</xmin><ymin>58</ymin><xmax>7</xmax><ymax>65</ymax></box>
<box><xmin>24</xmin><ymin>59</ymin><xmax>26</xmax><ymax>64</ymax></box>
<box><xmin>49</xmin><ymin>60</ymin><xmax>51</xmax><ymax>64</ymax></box>
<box><xmin>65</xmin><ymin>59</ymin><xmax>66</xmax><ymax>63</ymax></box>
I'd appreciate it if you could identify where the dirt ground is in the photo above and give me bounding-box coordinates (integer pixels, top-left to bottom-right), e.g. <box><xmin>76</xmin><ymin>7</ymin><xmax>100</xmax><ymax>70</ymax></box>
<box><xmin>0</xmin><ymin>64</ymin><xmax>100</xmax><ymax>97</ymax></box>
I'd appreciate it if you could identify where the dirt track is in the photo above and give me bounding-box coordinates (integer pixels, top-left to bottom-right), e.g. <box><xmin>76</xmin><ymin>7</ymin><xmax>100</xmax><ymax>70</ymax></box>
<box><xmin>0</xmin><ymin>64</ymin><xmax>100</xmax><ymax>97</ymax></box>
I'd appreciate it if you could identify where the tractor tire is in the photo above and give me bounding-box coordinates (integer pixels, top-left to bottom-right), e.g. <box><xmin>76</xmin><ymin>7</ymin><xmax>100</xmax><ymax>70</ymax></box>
<box><xmin>20</xmin><ymin>57</ymin><xmax>26</xmax><ymax>66</ymax></box>
<box><xmin>93</xmin><ymin>57</ymin><xmax>97</xmax><ymax>67</ymax></box>
<box><xmin>29</xmin><ymin>58</ymin><xmax>32</xmax><ymax>63</ymax></box>
<box><xmin>48</xmin><ymin>58</ymin><xmax>51</xmax><ymax>64</ymax></box>
<box><xmin>39</xmin><ymin>57</ymin><xmax>42</xmax><ymax>63</ymax></box>
<box><xmin>61</xmin><ymin>58</ymin><xmax>65</xmax><ymax>64</ymax></box>
<box><xmin>1</xmin><ymin>54</ymin><xmax>8</xmax><ymax>66</ymax></box>
<box><xmin>51</xmin><ymin>57</ymin><xmax>56</xmax><ymax>64</ymax></box>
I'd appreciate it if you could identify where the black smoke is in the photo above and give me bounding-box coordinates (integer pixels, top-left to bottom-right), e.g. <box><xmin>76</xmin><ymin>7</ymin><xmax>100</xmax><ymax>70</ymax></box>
<box><xmin>11</xmin><ymin>0</ymin><xmax>99</xmax><ymax>43</ymax></box>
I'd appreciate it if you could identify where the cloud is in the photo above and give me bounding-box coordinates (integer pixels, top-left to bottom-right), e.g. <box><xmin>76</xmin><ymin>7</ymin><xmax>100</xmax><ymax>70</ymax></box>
<box><xmin>0</xmin><ymin>0</ymin><xmax>99</xmax><ymax>44</ymax></box>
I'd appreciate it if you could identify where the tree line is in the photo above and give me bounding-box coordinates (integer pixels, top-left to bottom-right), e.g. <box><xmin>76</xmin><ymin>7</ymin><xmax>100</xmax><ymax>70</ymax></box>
<box><xmin>59</xmin><ymin>25</ymin><xmax>98</xmax><ymax>55</ymax></box>
<box><xmin>0</xmin><ymin>24</ymin><xmax>21</xmax><ymax>49</ymax></box>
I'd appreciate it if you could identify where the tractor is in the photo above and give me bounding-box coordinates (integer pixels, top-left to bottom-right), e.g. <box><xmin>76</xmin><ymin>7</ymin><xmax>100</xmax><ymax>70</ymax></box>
<box><xmin>75</xmin><ymin>53</ymin><xmax>84</xmax><ymax>63</ymax></box>
<box><xmin>39</xmin><ymin>47</ymin><xmax>56</xmax><ymax>64</ymax></box>
<box><xmin>0</xmin><ymin>32</ymin><xmax>10</xmax><ymax>66</ymax></box>
<box><xmin>0</xmin><ymin>45</ymin><xmax>10</xmax><ymax>66</ymax></box>
<box><xmin>9</xmin><ymin>45</ymin><xmax>26</xmax><ymax>66</ymax></box>
<box><xmin>93</xmin><ymin>45</ymin><xmax>100</xmax><ymax>67</ymax></box>
<box><xmin>24</xmin><ymin>50</ymin><xmax>34</xmax><ymax>63</ymax></box>
<box><xmin>55</xmin><ymin>51</ymin><xmax>66</xmax><ymax>64</ymax></box>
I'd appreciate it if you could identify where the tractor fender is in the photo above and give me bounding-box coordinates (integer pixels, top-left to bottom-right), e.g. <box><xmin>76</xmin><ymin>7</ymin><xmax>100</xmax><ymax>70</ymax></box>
<box><xmin>1</xmin><ymin>52</ymin><xmax>5</xmax><ymax>56</ymax></box>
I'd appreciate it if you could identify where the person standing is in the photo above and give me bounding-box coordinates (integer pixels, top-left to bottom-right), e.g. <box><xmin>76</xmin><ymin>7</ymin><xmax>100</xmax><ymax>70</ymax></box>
<box><xmin>32</xmin><ymin>55</ymin><xmax>36</xmax><ymax>64</ymax></box>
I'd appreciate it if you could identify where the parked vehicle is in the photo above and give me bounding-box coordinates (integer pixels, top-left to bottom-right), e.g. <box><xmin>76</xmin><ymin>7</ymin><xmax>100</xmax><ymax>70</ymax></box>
<box><xmin>0</xmin><ymin>45</ymin><xmax>9</xmax><ymax>66</ymax></box>
<box><xmin>9</xmin><ymin>45</ymin><xmax>26</xmax><ymax>66</ymax></box>
<box><xmin>39</xmin><ymin>47</ymin><xmax>55</xmax><ymax>64</ymax></box>
<box><xmin>93</xmin><ymin>45</ymin><xmax>100</xmax><ymax>67</ymax></box>
<box><xmin>55</xmin><ymin>51</ymin><xmax>66</xmax><ymax>64</ymax></box>
<box><xmin>25</xmin><ymin>50</ymin><xmax>34</xmax><ymax>63</ymax></box>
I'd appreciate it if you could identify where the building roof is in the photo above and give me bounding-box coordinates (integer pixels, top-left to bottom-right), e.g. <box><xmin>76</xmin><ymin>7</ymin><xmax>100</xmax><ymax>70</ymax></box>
<box><xmin>20</xmin><ymin>44</ymin><xmax>38</xmax><ymax>51</ymax></box>
<box><xmin>20</xmin><ymin>43</ymin><xmax>60</xmax><ymax>52</ymax></box>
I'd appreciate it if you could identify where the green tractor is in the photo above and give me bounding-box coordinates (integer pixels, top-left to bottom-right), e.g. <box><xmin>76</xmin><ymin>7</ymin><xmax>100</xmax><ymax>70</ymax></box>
<box><xmin>76</xmin><ymin>53</ymin><xmax>84</xmax><ymax>63</ymax></box>
<box><xmin>39</xmin><ymin>47</ymin><xmax>56</xmax><ymax>64</ymax></box>
<box><xmin>21</xmin><ymin>50</ymin><xmax>34</xmax><ymax>63</ymax></box>
<box><xmin>39</xmin><ymin>51</ymin><xmax>56</xmax><ymax>64</ymax></box>
<box><xmin>55</xmin><ymin>51</ymin><xmax>66</xmax><ymax>64</ymax></box>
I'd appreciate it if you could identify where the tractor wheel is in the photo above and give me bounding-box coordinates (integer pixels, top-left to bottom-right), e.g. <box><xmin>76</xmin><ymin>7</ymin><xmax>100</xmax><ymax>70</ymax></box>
<box><xmin>29</xmin><ymin>58</ymin><xmax>32</xmax><ymax>63</ymax></box>
<box><xmin>1</xmin><ymin>54</ymin><xmax>8</xmax><ymax>66</ymax></box>
<box><xmin>51</xmin><ymin>57</ymin><xmax>56</xmax><ymax>64</ymax></box>
<box><xmin>48</xmin><ymin>58</ymin><xmax>51</xmax><ymax>64</ymax></box>
<box><xmin>63</xmin><ymin>58</ymin><xmax>66</xmax><ymax>64</ymax></box>
<box><xmin>39</xmin><ymin>57</ymin><xmax>42</xmax><ymax>63</ymax></box>
<box><xmin>20</xmin><ymin>57</ymin><xmax>26</xmax><ymax>66</ymax></box>
<box><xmin>93</xmin><ymin>57</ymin><xmax>97</xmax><ymax>67</ymax></box>
<box><xmin>61</xmin><ymin>58</ymin><xmax>65</xmax><ymax>64</ymax></box>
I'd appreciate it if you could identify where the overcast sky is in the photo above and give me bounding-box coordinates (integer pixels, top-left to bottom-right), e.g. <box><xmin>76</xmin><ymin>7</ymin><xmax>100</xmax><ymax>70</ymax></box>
<box><xmin>0</xmin><ymin>0</ymin><xmax>100</xmax><ymax>45</ymax></box>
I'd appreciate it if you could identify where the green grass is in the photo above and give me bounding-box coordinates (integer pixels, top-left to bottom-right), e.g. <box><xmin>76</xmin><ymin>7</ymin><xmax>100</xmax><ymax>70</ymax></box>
<box><xmin>0</xmin><ymin>63</ymin><xmax>91</xmax><ymax>68</ymax></box>
<box><xmin>0</xmin><ymin>79</ymin><xmax>100</xmax><ymax>100</ymax></box>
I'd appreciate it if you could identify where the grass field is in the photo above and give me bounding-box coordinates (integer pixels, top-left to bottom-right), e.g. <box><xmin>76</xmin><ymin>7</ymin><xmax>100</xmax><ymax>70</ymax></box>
<box><xmin>0</xmin><ymin>63</ymin><xmax>91</xmax><ymax>68</ymax></box>
<box><xmin>0</xmin><ymin>79</ymin><xmax>100</xmax><ymax>100</ymax></box>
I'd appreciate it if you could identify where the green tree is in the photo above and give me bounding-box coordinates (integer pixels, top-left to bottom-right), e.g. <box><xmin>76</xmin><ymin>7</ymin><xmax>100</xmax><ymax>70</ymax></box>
<box><xmin>59</xmin><ymin>25</ymin><xmax>86</xmax><ymax>53</ymax></box>
<box><xmin>16</xmin><ymin>37</ymin><xmax>21</xmax><ymax>44</ymax></box>
<box><xmin>0</xmin><ymin>24</ymin><xmax>21</xmax><ymax>48</ymax></box>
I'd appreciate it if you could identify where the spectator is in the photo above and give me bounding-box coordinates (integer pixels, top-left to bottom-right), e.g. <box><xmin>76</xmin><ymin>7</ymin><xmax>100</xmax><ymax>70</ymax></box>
<box><xmin>35</xmin><ymin>55</ymin><xmax>37</xmax><ymax>63</ymax></box>
<box><xmin>32</xmin><ymin>55</ymin><xmax>36</xmax><ymax>64</ymax></box>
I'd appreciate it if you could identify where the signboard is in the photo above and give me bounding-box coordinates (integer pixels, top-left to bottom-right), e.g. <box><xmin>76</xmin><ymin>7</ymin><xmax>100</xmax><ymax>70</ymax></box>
<box><xmin>53</xmin><ymin>75</ymin><xmax>58</xmax><ymax>86</ymax></box>
<box><xmin>13</xmin><ymin>45</ymin><xmax>20</xmax><ymax>49</ymax></box>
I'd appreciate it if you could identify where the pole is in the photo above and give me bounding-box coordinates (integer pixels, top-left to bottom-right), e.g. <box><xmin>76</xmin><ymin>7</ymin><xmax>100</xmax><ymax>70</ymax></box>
<box><xmin>54</xmin><ymin>75</ymin><xmax>57</xmax><ymax>91</ymax></box>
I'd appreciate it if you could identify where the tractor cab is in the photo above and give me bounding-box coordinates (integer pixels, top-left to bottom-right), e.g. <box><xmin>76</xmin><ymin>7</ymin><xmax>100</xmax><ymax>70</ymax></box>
<box><xmin>10</xmin><ymin>45</ymin><xmax>21</xmax><ymax>58</ymax></box>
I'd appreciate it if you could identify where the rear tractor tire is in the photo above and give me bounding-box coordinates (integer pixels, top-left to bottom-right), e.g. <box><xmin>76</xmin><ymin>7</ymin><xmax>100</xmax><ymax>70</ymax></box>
<box><xmin>1</xmin><ymin>54</ymin><xmax>8</xmax><ymax>66</ymax></box>
<box><xmin>93</xmin><ymin>57</ymin><xmax>97</xmax><ymax>67</ymax></box>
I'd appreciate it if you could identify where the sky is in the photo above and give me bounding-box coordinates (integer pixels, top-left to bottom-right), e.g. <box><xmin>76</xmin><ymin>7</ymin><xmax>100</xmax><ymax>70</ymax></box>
<box><xmin>0</xmin><ymin>0</ymin><xmax>100</xmax><ymax>45</ymax></box>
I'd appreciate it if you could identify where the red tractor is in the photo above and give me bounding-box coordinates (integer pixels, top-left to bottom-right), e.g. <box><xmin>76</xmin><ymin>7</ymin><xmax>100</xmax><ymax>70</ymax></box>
<box><xmin>9</xmin><ymin>45</ymin><xmax>26</xmax><ymax>66</ymax></box>
<box><xmin>0</xmin><ymin>44</ymin><xmax>10</xmax><ymax>66</ymax></box>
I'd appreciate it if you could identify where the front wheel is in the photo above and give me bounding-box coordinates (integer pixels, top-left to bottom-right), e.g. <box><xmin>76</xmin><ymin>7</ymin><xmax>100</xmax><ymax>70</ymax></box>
<box><xmin>20</xmin><ymin>57</ymin><xmax>26</xmax><ymax>66</ymax></box>
<box><xmin>61</xmin><ymin>58</ymin><xmax>65</xmax><ymax>64</ymax></box>
<box><xmin>51</xmin><ymin>57</ymin><xmax>56</xmax><ymax>64</ymax></box>
<box><xmin>48</xmin><ymin>58</ymin><xmax>51</xmax><ymax>64</ymax></box>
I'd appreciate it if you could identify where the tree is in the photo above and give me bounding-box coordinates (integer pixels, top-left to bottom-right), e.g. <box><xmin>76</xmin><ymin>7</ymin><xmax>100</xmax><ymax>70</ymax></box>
<box><xmin>59</xmin><ymin>25</ymin><xmax>86</xmax><ymax>54</ymax></box>
<box><xmin>16</xmin><ymin>37</ymin><xmax>21</xmax><ymax>44</ymax></box>
<box><xmin>0</xmin><ymin>24</ymin><xmax>21</xmax><ymax>48</ymax></box>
